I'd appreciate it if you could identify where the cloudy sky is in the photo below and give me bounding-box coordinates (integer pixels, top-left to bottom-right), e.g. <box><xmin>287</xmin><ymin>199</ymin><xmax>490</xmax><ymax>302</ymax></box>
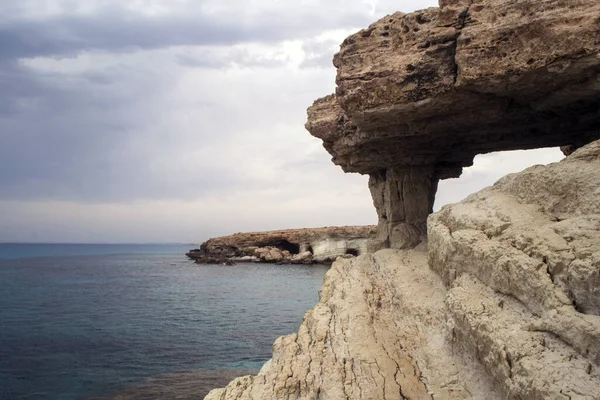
<box><xmin>0</xmin><ymin>0</ymin><xmax>563</xmax><ymax>243</ymax></box>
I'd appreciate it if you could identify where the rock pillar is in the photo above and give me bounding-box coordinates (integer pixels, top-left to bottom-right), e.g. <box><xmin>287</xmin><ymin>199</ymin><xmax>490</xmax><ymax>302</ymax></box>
<box><xmin>368</xmin><ymin>166</ymin><xmax>438</xmax><ymax>249</ymax></box>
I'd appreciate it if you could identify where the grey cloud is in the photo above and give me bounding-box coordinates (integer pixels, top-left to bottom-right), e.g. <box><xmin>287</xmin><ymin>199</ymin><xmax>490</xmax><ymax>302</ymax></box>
<box><xmin>176</xmin><ymin>54</ymin><xmax>229</xmax><ymax>69</ymax></box>
<box><xmin>300</xmin><ymin>53</ymin><xmax>335</xmax><ymax>69</ymax></box>
<box><xmin>302</xmin><ymin>38</ymin><xmax>339</xmax><ymax>56</ymax></box>
<box><xmin>0</xmin><ymin>2</ymin><xmax>375</xmax><ymax>62</ymax></box>
<box><xmin>0</xmin><ymin>13</ymin><xmax>259</xmax><ymax>60</ymax></box>
<box><xmin>0</xmin><ymin>55</ymin><xmax>252</xmax><ymax>202</ymax></box>
<box><xmin>0</xmin><ymin>40</ymin><xmax>339</xmax><ymax>203</ymax></box>
<box><xmin>0</xmin><ymin>0</ymin><xmax>373</xmax><ymax>200</ymax></box>
<box><xmin>299</xmin><ymin>38</ymin><xmax>339</xmax><ymax>69</ymax></box>
<box><xmin>176</xmin><ymin>48</ymin><xmax>288</xmax><ymax>70</ymax></box>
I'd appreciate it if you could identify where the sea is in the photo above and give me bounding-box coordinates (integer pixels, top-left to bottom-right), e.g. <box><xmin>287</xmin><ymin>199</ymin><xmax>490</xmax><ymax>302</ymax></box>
<box><xmin>0</xmin><ymin>243</ymin><xmax>329</xmax><ymax>400</ymax></box>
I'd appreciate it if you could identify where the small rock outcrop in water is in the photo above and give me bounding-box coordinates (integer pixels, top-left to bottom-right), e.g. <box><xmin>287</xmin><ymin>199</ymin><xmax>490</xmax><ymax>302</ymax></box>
<box><xmin>187</xmin><ymin>226</ymin><xmax>376</xmax><ymax>264</ymax></box>
<box><xmin>305</xmin><ymin>0</ymin><xmax>600</xmax><ymax>249</ymax></box>
<box><xmin>205</xmin><ymin>140</ymin><xmax>600</xmax><ymax>400</ymax></box>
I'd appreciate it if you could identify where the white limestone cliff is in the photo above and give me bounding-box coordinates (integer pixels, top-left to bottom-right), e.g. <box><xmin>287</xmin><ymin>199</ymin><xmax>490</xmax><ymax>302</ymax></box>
<box><xmin>205</xmin><ymin>141</ymin><xmax>600</xmax><ymax>399</ymax></box>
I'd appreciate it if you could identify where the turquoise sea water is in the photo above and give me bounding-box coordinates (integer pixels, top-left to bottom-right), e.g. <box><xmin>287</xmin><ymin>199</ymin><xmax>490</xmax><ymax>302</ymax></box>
<box><xmin>0</xmin><ymin>244</ymin><xmax>328</xmax><ymax>399</ymax></box>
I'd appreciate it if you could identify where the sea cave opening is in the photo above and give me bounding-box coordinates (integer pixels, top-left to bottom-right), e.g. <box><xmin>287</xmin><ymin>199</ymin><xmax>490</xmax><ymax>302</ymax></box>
<box><xmin>346</xmin><ymin>248</ymin><xmax>359</xmax><ymax>256</ymax></box>
<box><xmin>273</xmin><ymin>240</ymin><xmax>300</xmax><ymax>254</ymax></box>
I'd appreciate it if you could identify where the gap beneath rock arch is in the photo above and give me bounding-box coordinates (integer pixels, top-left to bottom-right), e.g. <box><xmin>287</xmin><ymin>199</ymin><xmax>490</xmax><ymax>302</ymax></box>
<box><xmin>271</xmin><ymin>240</ymin><xmax>300</xmax><ymax>255</ymax></box>
<box><xmin>434</xmin><ymin>148</ymin><xmax>564</xmax><ymax>211</ymax></box>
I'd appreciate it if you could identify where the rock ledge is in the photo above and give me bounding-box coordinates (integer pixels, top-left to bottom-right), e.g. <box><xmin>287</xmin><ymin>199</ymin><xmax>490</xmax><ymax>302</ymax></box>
<box><xmin>306</xmin><ymin>0</ymin><xmax>600</xmax><ymax>248</ymax></box>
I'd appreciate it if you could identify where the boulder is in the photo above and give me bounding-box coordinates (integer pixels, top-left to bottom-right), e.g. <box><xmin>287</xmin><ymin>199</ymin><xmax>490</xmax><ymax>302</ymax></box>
<box><xmin>267</xmin><ymin>249</ymin><xmax>284</xmax><ymax>262</ymax></box>
<box><xmin>291</xmin><ymin>251</ymin><xmax>313</xmax><ymax>264</ymax></box>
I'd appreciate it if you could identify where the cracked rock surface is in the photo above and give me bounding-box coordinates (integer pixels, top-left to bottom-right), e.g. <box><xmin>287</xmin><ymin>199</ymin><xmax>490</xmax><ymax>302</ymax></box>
<box><xmin>205</xmin><ymin>250</ymin><xmax>500</xmax><ymax>400</ymax></box>
<box><xmin>305</xmin><ymin>0</ymin><xmax>600</xmax><ymax>247</ymax></box>
<box><xmin>205</xmin><ymin>140</ymin><xmax>600</xmax><ymax>399</ymax></box>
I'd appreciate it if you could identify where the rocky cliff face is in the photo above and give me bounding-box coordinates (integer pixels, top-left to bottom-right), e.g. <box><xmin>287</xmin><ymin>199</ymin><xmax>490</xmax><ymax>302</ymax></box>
<box><xmin>306</xmin><ymin>0</ymin><xmax>600</xmax><ymax>248</ymax></box>
<box><xmin>187</xmin><ymin>226</ymin><xmax>376</xmax><ymax>264</ymax></box>
<box><xmin>205</xmin><ymin>140</ymin><xmax>600</xmax><ymax>400</ymax></box>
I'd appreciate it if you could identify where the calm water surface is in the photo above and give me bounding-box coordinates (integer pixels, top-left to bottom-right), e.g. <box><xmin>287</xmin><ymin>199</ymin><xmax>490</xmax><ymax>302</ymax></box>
<box><xmin>0</xmin><ymin>244</ymin><xmax>328</xmax><ymax>399</ymax></box>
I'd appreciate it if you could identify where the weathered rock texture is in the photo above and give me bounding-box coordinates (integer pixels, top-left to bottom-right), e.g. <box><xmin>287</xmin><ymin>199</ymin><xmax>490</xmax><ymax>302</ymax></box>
<box><xmin>187</xmin><ymin>226</ymin><xmax>376</xmax><ymax>264</ymax></box>
<box><xmin>205</xmin><ymin>140</ymin><xmax>600</xmax><ymax>399</ymax></box>
<box><xmin>305</xmin><ymin>0</ymin><xmax>600</xmax><ymax>248</ymax></box>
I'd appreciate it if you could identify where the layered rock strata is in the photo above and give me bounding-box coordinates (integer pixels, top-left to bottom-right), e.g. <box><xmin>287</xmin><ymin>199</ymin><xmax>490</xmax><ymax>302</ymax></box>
<box><xmin>205</xmin><ymin>140</ymin><xmax>600</xmax><ymax>400</ymax></box>
<box><xmin>187</xmin><ymin>226</ymin><xmax>376</xmax><ymax>265</ymax></box>
<box><xmin>305</xmin><ymin>0</ymin><xmax>600</xmax><ymax>248</ymax></box>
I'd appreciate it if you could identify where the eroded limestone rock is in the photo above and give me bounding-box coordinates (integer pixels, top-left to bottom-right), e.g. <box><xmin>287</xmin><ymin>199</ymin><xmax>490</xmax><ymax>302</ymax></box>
<box><xmin>368</xmin><ymin>166</ymin><xmax>438</xmax><ymax>250</ymax></box>
<box><xmin>429</xmin><ymin>140</ymin><xmax>600</xmax><ymax>316</ymax></box>
<box><xmin>205</xmin><ymin>140</ymin><xmax>600</xmax><ymax>400</ymax></box>
<box><xmin>291</xmin><ymin>251</ymin><xmax>313</xmax><ymax>263</ymax></box>
<box><xmin>205</xmin><ymin>250</ymin><xmax>500</xmax><ymax>400</ymax></box>
<box><xmin>305</xmin><ymin>0</ymin><xmax>600</xmax><ymax>248</ymax></box>
<box><xmin>427</xmin><ymin>139</ymin><xmax>600</xmax><ymax>394</ymax></box>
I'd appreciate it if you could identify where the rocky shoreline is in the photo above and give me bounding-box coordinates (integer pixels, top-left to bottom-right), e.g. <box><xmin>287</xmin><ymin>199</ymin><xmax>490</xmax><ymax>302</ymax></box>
<box><xmin>187</xmin><ymin>226</ymin><xmax>376</xmax><ymax>265</ymax></box>
<box><xmin>203</xmin><ymin>0</ymin><xmax>600</xmax><ymax>398</ymax></box>
<box><xmin>206</xmin><ymin>138</ymin><xmax>600</xmax><ymax>400</ymax></box>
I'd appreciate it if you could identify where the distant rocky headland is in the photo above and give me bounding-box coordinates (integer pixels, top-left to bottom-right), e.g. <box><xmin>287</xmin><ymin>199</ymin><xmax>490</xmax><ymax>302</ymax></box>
<box><xmin>203</xmin><ymin>0</ymin><xmax>600</xmax><ymax>398</ymax></box>
<box><xmin>187</xmin><ymin>226</ymin><xmax>376</xmax><ymax>265</ymax></box>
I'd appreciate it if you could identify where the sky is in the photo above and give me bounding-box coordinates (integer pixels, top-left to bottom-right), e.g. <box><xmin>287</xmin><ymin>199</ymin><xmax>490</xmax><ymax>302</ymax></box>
<box><xmin>0</xmin><ymin>0</ymin><xmax>564</xmax><ymax>244</ymax></box>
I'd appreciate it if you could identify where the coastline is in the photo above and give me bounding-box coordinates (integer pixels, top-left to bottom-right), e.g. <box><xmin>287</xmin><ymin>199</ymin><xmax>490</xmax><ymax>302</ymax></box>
<box><xmin>186</xmin><ymin>225</ymin><xmax>376</xmax><ymax>265</ymax></box>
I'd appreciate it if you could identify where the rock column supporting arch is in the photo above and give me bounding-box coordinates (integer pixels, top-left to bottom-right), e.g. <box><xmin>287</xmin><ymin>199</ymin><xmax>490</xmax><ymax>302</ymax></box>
<box><xmin>369</xmin><ymin>166</ymin><xmax>438</xmax><ymax>249</ymax></box>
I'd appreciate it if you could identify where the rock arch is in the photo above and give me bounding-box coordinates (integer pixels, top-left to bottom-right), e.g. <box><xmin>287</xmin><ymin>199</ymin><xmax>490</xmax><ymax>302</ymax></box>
<box><xmin>305</xmin><ymin>0</ymin><xmax>600</xmax><ymax>249</ymax></box>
